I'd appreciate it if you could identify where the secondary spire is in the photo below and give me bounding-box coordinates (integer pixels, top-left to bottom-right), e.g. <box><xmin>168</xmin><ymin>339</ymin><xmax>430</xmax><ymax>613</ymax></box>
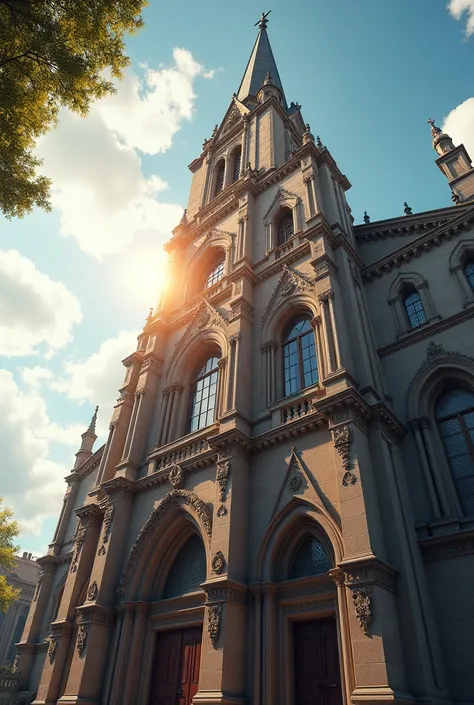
<box><xmin>237</xmin><ymin>11</ymin><xmax>288</xmax><ymax>109</ymax></box>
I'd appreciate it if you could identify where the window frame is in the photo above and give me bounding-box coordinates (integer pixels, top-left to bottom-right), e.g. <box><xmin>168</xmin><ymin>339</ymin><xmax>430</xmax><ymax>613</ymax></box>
<box><xmin>282</xmin><ymin>317</ymin><xmax>319</xmax><ymax>398</ymax></box>
<box><xmin>403</xmin><ymin>288</ymin><xmax>427</xmax><ymax>329</ymax></box>
<box><xmin>214</xmin><ymin>160</ymin><xmax>225</xmax><ymax>196</ymax></box>
<box><xmin>276</xmin><ymin>210</ymin><xmax>295</xmax><ymax>247</ymax></box>
<box><xmin>231</xmin><ymin>146</ymin><xmax>242</xmax><ymax>183</ymax></box>
<box><xmin>205</xmin><ymin>258</ymin><xmax>225</xmax><ymax>289</ymax></box>
<box><xmin>435</xmin><ymin>387</ymin><xmax>474</xmax><ymax>517</ymax></box>
<box><xmin>188</xmin><ymin>355</ymin><xmax>221</xmax><ymax>433</ymax></box>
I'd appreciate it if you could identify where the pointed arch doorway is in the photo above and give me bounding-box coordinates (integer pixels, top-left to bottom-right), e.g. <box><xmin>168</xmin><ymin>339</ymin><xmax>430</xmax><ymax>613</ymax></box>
<box><xmin>150</xmin><ymin>627</ymin><xmax>201</xmax><ymax>705</ymax></box>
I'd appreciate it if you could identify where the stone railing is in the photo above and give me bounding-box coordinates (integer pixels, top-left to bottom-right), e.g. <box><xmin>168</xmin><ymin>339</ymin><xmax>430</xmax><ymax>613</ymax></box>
<box><xmin>274</xmin><ymin>239</ymin><xmax>294</xmax><ymax>260</ymax></box>
<box><xmin>280</xmin><ymin>389</ymin><xmax>325</xmax><ymax>424</ymax></box>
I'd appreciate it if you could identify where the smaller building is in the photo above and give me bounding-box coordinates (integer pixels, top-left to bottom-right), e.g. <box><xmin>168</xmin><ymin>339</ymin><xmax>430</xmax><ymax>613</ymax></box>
<box><xmin>0</xmin><ymin>553</ymin><xmax>39</xmax><ymax>665</ymax></box>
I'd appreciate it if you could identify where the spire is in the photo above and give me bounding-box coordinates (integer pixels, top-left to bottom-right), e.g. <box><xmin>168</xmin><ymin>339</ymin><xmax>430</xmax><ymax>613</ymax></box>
<box><xmin>88</xmin><ymin>406</ymin><xmax>98</xmax><ymax>434</ymax></box>
<box><xmin>237</xmin><ymin>12</ymin><xmax>288</xmax><ymax>109</ymax></box>
<box><xmin>427</xmin><ymin>117</ymin><xmax>454</xmax><ymax>155</ymax></box>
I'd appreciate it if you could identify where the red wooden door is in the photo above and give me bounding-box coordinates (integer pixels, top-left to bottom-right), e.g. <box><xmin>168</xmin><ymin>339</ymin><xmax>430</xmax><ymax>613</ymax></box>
<box><xmin>150</xmin><ymin>628</ymin><xmax>202</xmax><ymax>705</ymax></box>
<box><xmin>294</xmin><ymin>618</ymin><xmax>343</xmax><ymax>705</ymax></box>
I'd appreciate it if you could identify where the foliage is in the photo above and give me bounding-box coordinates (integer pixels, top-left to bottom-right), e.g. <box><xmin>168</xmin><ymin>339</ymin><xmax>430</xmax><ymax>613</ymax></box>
<box><xmin>0</xmin><ymin>0</ymin><xmax>147</xmax><ymax>218</ymax></box>
<box><xmin>0</xmin><ymin>499</ymin><xmax>20</xmax><ymax>612</ymax></box>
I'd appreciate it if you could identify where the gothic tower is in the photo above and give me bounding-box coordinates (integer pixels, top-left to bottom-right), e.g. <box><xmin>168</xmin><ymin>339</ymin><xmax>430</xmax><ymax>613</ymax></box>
<box><xmin>17</xmin><ymin>15</ymin><xmax>474</xmax><ymax>705</ymax></box>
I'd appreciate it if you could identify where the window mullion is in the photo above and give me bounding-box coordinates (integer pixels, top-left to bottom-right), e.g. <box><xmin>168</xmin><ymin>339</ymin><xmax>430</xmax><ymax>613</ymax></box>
<box><xmin>459</xmin><ymin>412</ymin><xmax>474</xmax><ymax>458</ymax></box>
<box><xmin>297</xmin><ymin>336</ymin><xmax>305</xmax><ymax>391</ymax></box>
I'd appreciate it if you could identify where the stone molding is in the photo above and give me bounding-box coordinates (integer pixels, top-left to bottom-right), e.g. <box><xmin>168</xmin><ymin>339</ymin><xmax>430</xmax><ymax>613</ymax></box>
<box><xmin>352</xmin><ymin>587</ymin><xmax>372</xmax><ymax>636</ymax></box>
<box><xmin>118</xmin><ymin>489</ymin><xmax>213</xmax><ymax>598</ymax></box>
<box><xmin>168</xmin><ymin>464</ymin><xmax>185</xmax><ymax>489</ymax></box>
<box><xmin>207</xmin><ymin>604</ymin><xmax>222</xmax><ymax>648</ymax></box>
<box><xmin>203</xmin><ymin>578</ymin><xmax>248</xmax><ymax>607</ymax></box>
<box><xmin>216</xmin><ymin>460</ymin><xmax>231</xmax><ymax>516</ymax></box>
<box><xmin>419</xmin><ymin>529</ymin><xmax>474</xmax><ymax>561</ymax></box>
<box><xmin>211</xmin><ymin>551</ymin><xmax>226</xmax><ymax>575</ymax></box>
<box><xmin>97</xmin><ymin>503</ymin><xmax>115</xmax><ymax>556</ymax></box>
<box><xmin>331</xmin><ymin>425</ymin><xmax>357</xmax><ymax>486</ymax></box>
<box><xmin>339</xmin><ymin>556</ymin><xmax>397</xmax><ymax>593</ymax></box>
<box><xmin>261</xmin><ymin>264</ymin><xmax>316</xmax><ymax>328</ymax></box>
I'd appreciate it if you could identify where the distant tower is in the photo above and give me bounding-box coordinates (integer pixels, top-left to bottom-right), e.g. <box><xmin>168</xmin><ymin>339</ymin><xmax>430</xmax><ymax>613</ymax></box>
<box><xmin>428</xmin><ymin>118</ymin><xmax>474</xmax><ymax>203</ymax></box>
<box><xmin>73</xmin><ymin>406</ymin><xmax>98</xmax><ymax>468</ymax></box>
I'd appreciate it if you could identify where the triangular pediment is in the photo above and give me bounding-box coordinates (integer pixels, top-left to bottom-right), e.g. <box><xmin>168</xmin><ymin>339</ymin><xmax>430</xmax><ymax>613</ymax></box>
<box><xmin>263</xmin><ymin>188</ymin><xmax>300</xmax><ymax>222</ymax></box>
<box><xmin>262</xmin><ymin>265</ymin><xmax>316</xmax><ymax>328</ymax></box>
<box><xmin>272</xmin><ymin>447</ymin><xmax>326</xmax><ymax>519</ymax></box>
<box><xmin>213</xmin><ymin>99</ymin><xmax>249</xmax><ymax>146</ymax></box>
<box><xmin>166</xmin><ymin>299</ymin><xmax>228</xmax><ymax>379</ymax></box>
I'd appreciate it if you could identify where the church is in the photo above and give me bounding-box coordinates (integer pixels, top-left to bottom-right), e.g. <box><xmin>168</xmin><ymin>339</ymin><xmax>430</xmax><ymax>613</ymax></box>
<box><xmin>16</xmin><ymin>14</ymin><xmax>474</xmax><ymax>705</ymax></box>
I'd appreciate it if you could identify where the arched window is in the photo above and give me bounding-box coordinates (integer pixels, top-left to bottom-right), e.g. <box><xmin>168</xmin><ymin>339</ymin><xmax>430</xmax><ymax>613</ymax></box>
<box><xmin>214</xmin><ymin>160</ymin><xmax>225</xmax><ymax>196</ymax></box>
<box><xmin>291</xmin><ymin>537</ymin><xmax>331</xmax><ymax>579</ymax></box>
<box><xmin>276</xmin><ymin>208</ymin><xmax>294</xmax><ymax>246</ymax></box>
<box><xmin>283</xmin><ymin>317</ymin><xmax>318</xmax><ymax>397</ymax></box>
<box><xmin>232</xmin><ymin>146</ymin><xmax>242</xmax><ymax>183</ymax></box>
<box><xmin>465</xmin><ymin>259</ymin><xmax>474</xmax><ymax>291</ymax></box>
<box><xmin>163</xmin><ymin>534</ymin><xmax>206</xmax><ymax>598</ymax></box>
<box><xmin>436</xmin><ymin>388</ymin><xmax>474</xmax><ymax>516</ymax></box>
<box><xmin>189</xmin><ymin>356</ymin><xmax>220</xmax><ymax>432</ymax></box>
<box><xmin>403</xmin><ymin>289</ymin><xmax>427</xmax><ymax>329</ymax></box>
<box><xmin>206</xmin><ymin>257</ymin><xmax>225</xmax><ymax>288</ymax></box>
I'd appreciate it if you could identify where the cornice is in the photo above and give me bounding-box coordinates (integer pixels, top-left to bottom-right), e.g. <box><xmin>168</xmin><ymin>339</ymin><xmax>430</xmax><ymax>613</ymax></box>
<box><xmin>354</xmin><ymin>205</ymin><xmax>463</xmax><ymax>242</ymax></box>
<box><xmin>378</xmin><ymin>305</ymin><xmax>474</xmax><ymax>358</ymax></box>
<box><xmin>419</xmin><ymin>529</ymin><xmax>474</xmax><ymax>561</ymax></box>
<box><xmin>361</xmin><ymin>205</ymin><xmax>474</xmax><ymax>280</ymax></box>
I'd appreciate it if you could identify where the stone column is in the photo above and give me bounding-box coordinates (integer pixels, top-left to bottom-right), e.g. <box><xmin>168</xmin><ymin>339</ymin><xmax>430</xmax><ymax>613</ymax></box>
<box><xmin>419</xmin><ymin>417</ymin><xmax>452</xmax><ymax>516</ymax></box>
<box><xmin>49</xmin><ymin>479</ymin><xmax>79</xmax><ymax>554</ymax></box>
<box><xmin>329</xmin><ymin>569</ymin><xmax>353</xmax><ymax>705</ymax></box>
<box><xmin>120</xmin><ymin>391</ymin><xmax>143</xmax><ymax>461</ymax></box>
<box><xmin>318</xmin><ymin>291</ymin><xmax>337</xmax><ymax>373</ymax></box>
<box><xmin>410</xmin><ymin>420</ymin><xmax>442</xmax><ymax>518</ymax></box>
<box><xmin>327</xmin><ymin>291</ymin><xmax>342</xmax><ymax>369</ymax></box>
<box><xmin>217</xmin><ymin>358</ymin><xmax>228</xmax><ymax>416</ymax></box>
<box><xmin>96</xmin><ymin>424</ymin><xmax>116</xmax><ymax>486</ymax></box>
<box><xmin>262</xmin><ymin>583</ymin><xmax>277</xmax><ymax>705</ymax></box>
<box><xmin>168</xmin><ymin>383</ymin><xmax>183</xmax><ymax>442</ymax></box>
<box><xmin>36</xmin><ymin>504</ymin><xmax>102</xmax><ymax>704</ymax></box>
<box><xmin>311</xmin><ymin>316</ymin><xmax>326</xmax><ymax>380</ymax></box>
<box><xmin>304</xmin><ymin>174</ymin><xmax>316</xmax><ymax>219</ymax></box>
<box><xmin>240</xmin><ymin>117</ymin><xmax>249</xmax><ymax>177</ymax></box>
<box><xmin>107</xmin><ymin>604</ymin><xmax>135</xmax><ymax>705</ymax></box>
<box><xmin>122</xmin><ymin>602</ymin><xmax>149</xmax><ymax>705</ymax></box>
<box><xmin>251</xmin><ymin>587</ymin><xmax>262</xmax><ymax>705</ymax></box>
<box><xmin>156</xmin><ymin>387</ymin><xmax>171</xmax><ymax>447</ymax></box>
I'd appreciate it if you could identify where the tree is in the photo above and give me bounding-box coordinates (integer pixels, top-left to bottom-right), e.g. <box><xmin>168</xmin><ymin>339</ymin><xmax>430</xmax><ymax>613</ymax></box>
<box><xmin>0</xmin><ymin>498</ymin><xmax>20</xmax><ymax>612</ymax></box>
<box><xmin>0</xmin><ymin>0</ymin><xmax>147</xmax><ymax>218</ymax></box>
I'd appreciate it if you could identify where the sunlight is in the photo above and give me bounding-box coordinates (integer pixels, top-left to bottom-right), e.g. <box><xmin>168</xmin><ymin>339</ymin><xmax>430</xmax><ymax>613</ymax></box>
<box><xmin>120</xmin><ymin>243</ymin><xmax>171</xmax><ymax>315</ymax></box>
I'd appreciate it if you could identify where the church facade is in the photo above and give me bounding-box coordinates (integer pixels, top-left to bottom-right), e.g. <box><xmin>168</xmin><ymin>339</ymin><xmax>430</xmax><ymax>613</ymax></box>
<box><xmin>17</xmin><ymin>16</ymin><xmax>474</xmax><ymax>705</ymax></box>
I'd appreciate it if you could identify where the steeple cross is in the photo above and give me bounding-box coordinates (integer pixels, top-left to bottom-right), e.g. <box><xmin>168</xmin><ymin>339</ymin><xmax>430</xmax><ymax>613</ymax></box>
<box><xmin>255</xmin><ymin>10</ymin><xmax>271</xmax><ymax>29</ymax></box>
<box><xmin>427</xmin><ymin>118</ymin><xmax>436</xmax><ymax>128</ymax></box>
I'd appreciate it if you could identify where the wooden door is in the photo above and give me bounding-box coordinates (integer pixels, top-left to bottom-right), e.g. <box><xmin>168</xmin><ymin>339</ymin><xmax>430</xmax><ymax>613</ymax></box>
<box><xmin>150</xmin><ymin>627</ymin><xmax>202</xmax><ymax>705</ymax></box>
<box><xmin>294</xmin><ymin>618</ymin><xmax>343</xmax><ymax>705</ymax></box>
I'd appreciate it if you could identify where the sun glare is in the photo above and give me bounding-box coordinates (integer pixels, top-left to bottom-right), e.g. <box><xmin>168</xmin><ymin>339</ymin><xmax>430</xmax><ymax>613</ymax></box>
<box><xmin>122</xmin><ymin>244</ymin><xmax>171</xmax><ymax>314</ymax></box>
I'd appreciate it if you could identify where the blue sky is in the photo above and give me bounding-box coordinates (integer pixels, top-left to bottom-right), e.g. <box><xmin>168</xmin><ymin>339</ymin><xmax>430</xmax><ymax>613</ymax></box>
<box><xmin>1</xmin><ymin>0</ymin><xmax>474</xmax><ymax>555</ymax></box>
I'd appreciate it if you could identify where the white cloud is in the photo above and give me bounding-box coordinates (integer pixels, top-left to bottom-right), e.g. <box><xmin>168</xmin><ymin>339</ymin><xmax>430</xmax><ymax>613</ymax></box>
<box><xmin>19</xmin><ymin>365</ymin><xmax>54</xmax><ymax>389</ymax></box>
<box><xmin>442</xmin><ymin>97</ymin><xmax>474</xmax><ymax>158</ymax></box>
<box><xmin>37</xmin><ymin>48</ymin><xmax>215</xmax><ymax>259</ymax></box>
<box><xmin>447</xmin><ymin>0</ymin><xmax>474</xmax><ymax>37</ymax></box>
<box><xmin>0</xmin><ymin>370</ymin><xmax>77</xmax><ymax>538</ymax></box>
<box><xmin>0</xmin><ymin>250</ymin><xmax>82</xmax><ymax>357</ymax></box>
<box><xmin>52</xmin><ymin>330</ymin><xmax>140</xmax><ymax>436</ymax></box>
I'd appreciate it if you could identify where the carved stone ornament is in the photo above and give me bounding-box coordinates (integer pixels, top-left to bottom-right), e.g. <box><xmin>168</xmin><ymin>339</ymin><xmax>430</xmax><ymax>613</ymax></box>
<box><xmin>70</xmin><ymin>526</ymin><xmax>87</xmax><ymax>573</ymax></box>
<box><xmin>211</xmin><ymin>551</ymin><xmax>225</xmax><ymax>575</ymax></box>
<box><xmin>332</xmin><ymin>426</ymin><xmax>357</xmax><ymax>486</ymax></box>
<box><xmin>168</xmin><ymin>464</ymin><xmax>184</xmax><ymax>489</ymax></box>
<box><xmin>33</xmin><ymin>568</ymin><xmax>44</xmax><ymax>601</ymax></box>
<box><xmin>77</xmin><ymin>623</ymin><xmax>88</xmax><ymax>657</ymax></box>
<box><xmin>98</xmin><ymin>504</ymin><xmax>115</xmax><ymax>556</ymax></box>
<box><xmin>207</xmin><ymin>604</ymin><xmax>222</xmax><ymax>648</ymax></box>
<box><xmin>47</xmin><ymin>634</ymin><xmax>58</xmax><ymax>664</ymax></box>
<box><xmin>87</xmin><ymin>581</ymin><xmax>98</xmax><ymax>601</ymax></box>
<box><xmin>216</xmin><ymin>461</ymin><xmax>230</xmax><ymax>503</ymax></box>
<box><xmin>262</xmin><ymin>265</ymin><xmax>316</xmax><ymax>328</ymax></box>
<box><xmin>118</xmin><ymin>489</ymin><xmax>212</xmax><ymax>598</ymax></box>
<box><xmin>216</xmin><ymin>504</ymin><xmax>227</xmax><ymax>517</ymax></box>
<box><xmin>352</xmin><ymin>587</ymin><xmax>372</xmax><ymax>636</ymax></box>
<box><xmin>166</xmin><ymin>299</ymin><xmax>228</xmax><ymax>379</ymax></box>
<box><xmin>287</xmin><ymin>455</ymin><xmax>303</xmax><ymax>491</ymax></box>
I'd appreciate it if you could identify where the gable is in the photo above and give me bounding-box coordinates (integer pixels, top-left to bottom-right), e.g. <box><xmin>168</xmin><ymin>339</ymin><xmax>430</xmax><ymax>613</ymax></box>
<box><xmin>213</xmin><ymin>98</ymin><xmax>249</xmax><ymax>147</ymax></box>
<box><xmin>262</xmin><ymin>265</ymin><xmax>316</xmax><ymax>330</ymax></box>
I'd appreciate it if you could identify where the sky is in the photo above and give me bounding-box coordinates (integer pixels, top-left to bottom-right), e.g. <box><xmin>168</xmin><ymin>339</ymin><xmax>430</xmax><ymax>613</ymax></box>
<box><xmin>1</xmin><ymin>0</ymin><xmax>474</xmax><ymax>556</ymax></box>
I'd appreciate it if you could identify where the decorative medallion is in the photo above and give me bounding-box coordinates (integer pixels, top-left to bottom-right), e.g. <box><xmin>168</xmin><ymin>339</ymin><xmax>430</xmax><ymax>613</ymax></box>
<box><xmin>207</xmin><ymin>604</ymin><xmax>222</xmax><ymax>648</ymax></box>
<box><xmin>216</xmin><ymin>504</ymin><xmax>227</xmax><ymax>517</ymax></box>
<box><xmin>332</xmin><ymin>426</ymin><xmax>357</xmax><ymax>486</ymax></box>
<box><xmin>87</xmin><ymin>581</ymin><xmax>98</xmax><ymax>601</ymax></box>
<box><xmin>47</xmin><ymin>634</ymin><xmax>58</xmax><ymax>664</ymax></box>
<box><xmin>77</xmin><ymin>623</ymin><xmax>88</xmax><ymax>657</ymax></box>
<box><xmin>168</xmin><ymin>464</ymin><xmax>184</xmax><ymax>489</ymax></box>
<box><xmin>352</xmin><ymin>587</ymin><xmax>372</xmax><ymax>636</ymax></box>
<box><xmin>211</xmin><ymin>551</ymin><xmax>225</xmax><ymax>575</ymax></box>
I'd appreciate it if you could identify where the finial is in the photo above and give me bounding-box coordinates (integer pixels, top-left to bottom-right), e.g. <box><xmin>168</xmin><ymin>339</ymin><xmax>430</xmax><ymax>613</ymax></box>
<box><xmin>427</xmin><ymin>117</ymin><xmax>442</xmax><ymax>137</ymax></box>
<box><xmin>264</xmin><ymin>71</ymin><xmax>273</xmax><ymax>85</ymax></box>
<box><xmin>363</xmin><ymin>211</ymin><xmax>370</xmax><ymax>224</ymax></box>
<box><xmin>451</xmin><ymin>189</ymin><xmax>461</xmax><ymax>204</ymax></box>
<box><xmin>88</xmin><ymin>406</ymin><xmax>98</xmax><ymax>434</ymax></box>
<box><xmin>303</xmin><ymin>124</ymin><xmax>314</xmax><ymax>145</ymax></box>
<box><xmin>403</xmin><ymin>202</ymin><xmax>413</xmax><ymax>215</ymax></box>
<box><xmin>212</xmin><ymin>124</ymin><xmax>218</xmax><ymax>137</ymax></box>
<box><xmin>145</xmin><ymin>306</ymin><xmax>154</xmax><ymax>325</ymax></box>
<box><xmin>180</xmin><ymin>208</ymin><xmax>187</xmax><ymax>225</ymax></box>
<box><xmin>255</xmin><ymin>10</ymin><xmax>271</xmax><ymax>29</ymax></box>
<box><xmin>316</xmin><ymin>135</ymin><xmax>323</xmax><ymax>148</ymax></box>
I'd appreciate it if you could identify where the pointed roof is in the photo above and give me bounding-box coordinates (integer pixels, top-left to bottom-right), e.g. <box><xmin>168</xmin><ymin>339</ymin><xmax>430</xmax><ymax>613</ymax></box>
<box><xmin>236</xmin><ymin>23</ymin><xmax>287</xmax><ymax>109</ymax></box>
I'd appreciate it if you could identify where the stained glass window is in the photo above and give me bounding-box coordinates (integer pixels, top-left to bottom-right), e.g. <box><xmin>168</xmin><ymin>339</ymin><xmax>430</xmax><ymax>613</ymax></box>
<box><xmin>291</xmin><ymin>537</ymin><xmax>331</xmax><ymax>579</ymax></box>
<box><xmin>403</xmin><ymin>290</ymin><xmax>427</xmax><ymax>329</ymax></box>
<box><xmin>283</xmin><ymin>317</ymin><xmax>318</xmax><ymax>397</ymax></box>
<box><xmin>189</xmin><ymin>356</ymin><xmax>220</xmax><ymax>432</ymax></box>
<box><xmin>464</xmin><ymin>260</ymin><xmax>474</xmax><ymax>291</ymax></box>
<box><xmin>215</xmin><ymin>161</ymin><xmax>225</xmax><ymax>195</ymax></box>
<box><xmin>232</xmin><ymin>147</ymin><xmax>242</xmax><ymax>182</ymax></box>
<box><xmin>163</xmin><ymin>534</ymin><xmax>206</xmax><ymax>598</ymax></box>
<box><xmin>436</xmin><ymin>388</ymin><xmax>474</xmax><ymax>516</ymax></box>
<box><xmin>277</xmin><ymin>210</ymin><xmax>294</xmax><ymax>246</ymax></box>
<box><xmin>206</xmin><ymin>259</ymin><xmax>225</xmax><ymax>288</ymax></box>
